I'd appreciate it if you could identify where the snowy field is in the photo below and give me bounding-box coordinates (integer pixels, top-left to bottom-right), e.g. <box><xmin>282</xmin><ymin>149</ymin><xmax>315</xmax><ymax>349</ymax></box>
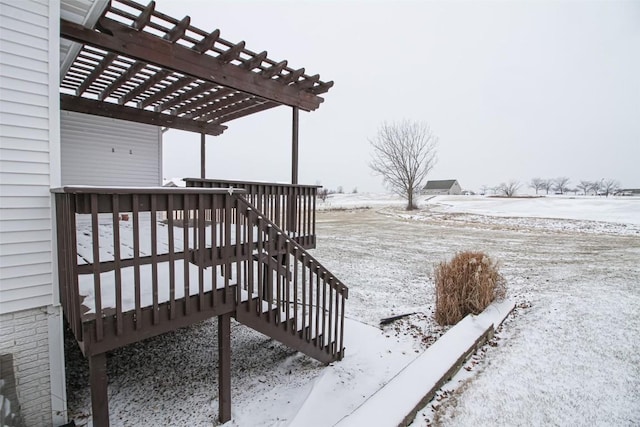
<box><xmin>65</xmin><ymin>194</ymin><xmax>640</xmax><ymax>426</ymax></box>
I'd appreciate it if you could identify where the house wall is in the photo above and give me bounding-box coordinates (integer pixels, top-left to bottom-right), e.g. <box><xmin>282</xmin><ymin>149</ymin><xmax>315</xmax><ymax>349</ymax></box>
<box><xmin>60</xmin><ymin>111</ymin><xmax>162</xmax><ymax>186</ymax></box>
<box><xmin>450</xmin><ymin>182</ymin><xmax>462</xmax><ymax>195</ymax></box>
<box><xmin>0</xmin><ymin>0</ymin><xmax>65</xmax><ymax>425</ymax></box>
<box><xmin>0</xmin><ymin>307</ymin><xmax>53</xmax><ymax>426</ymax></box>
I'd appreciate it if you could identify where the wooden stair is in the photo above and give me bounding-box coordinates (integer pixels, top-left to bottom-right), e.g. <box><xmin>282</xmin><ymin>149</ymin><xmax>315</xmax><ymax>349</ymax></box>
<box><xmin>231</xmin><ymin>196</ymin><xmax>348</xmax><ymax>364</ymax></box>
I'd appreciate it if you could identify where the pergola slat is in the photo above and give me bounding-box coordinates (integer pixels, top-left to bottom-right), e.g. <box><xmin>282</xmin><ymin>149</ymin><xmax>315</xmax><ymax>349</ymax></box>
<box><xmin>62</xmin><ymin>18</ymin><xmax>322</xmax><ymax>110</ymax></box>
<box><xmin>138</xmin><ymin>76</ymin><xmax>196</xmax><ymax>109</ymax></box>
<box><xmin>192</xmin><ymin>29</ymin><xmax>220</xmax><ymax>54</ymax></box>
<box><xmin>241</xmin><ymin>51</ymin><xmax>267</xmax><ymax>71</ymax></box>
<box><xmin>177</xmin><ymin>88</ymin><xmax>239</xmax><ymax>118</ymax></box>
<box><xmin>295</xmin><ymin>74</ymin><xmax>320</xmax><ymax>90</ymax></box>
<box><xmin>261</xmin><ymin>60</ymin><xmax>287</xmax><ymax>79</ymax></box>
<box><xmin>133</xmin><ymin>0</ymin><xmax>154</xmax><ymax>31</ymax></box>
<box><xmin>191</xmin><ymin>94</ymin><xmax>256</xmax><ymax>122</ymax></box>
<box><xmin>218</xmin><ymin>41</ymin><xmax>246</xmax><ymax>64</ymax></box>
<box><xmin>60</xmin><ymin>0</ymin><xmax>332</xmax><ymax>136</ymax></box>
<box><xmin>61</xmin><ymin>93</ymin><xmax>227</xmax><ymax>136</ymax></box>
<box><xmin>118</xmin><ymin>69</ymin><xmax>171</xmax><ymax>105</ymax></box>
<box><xmin>76</xmin><ymin>52</ymin><xmax>117</xmax><ymax>96</ymax></box>
<box><xmin>279</xmin><ymin>68</ymin><xmax>305</xmax><ymax>85</ymax></box>
<box><xmin>154</xmin><ymin>83</ymin><xmax>215</xmax><ymax>113</ymax></box>
<box><xmin>164</xmin><ymin>16</ymin><xmax>190</xmax><ymax>43</ymax></box>
<box><xmin>99</xmin><ymin>62</ymin><xmax>146</xmax><ymax>101</ymax></box>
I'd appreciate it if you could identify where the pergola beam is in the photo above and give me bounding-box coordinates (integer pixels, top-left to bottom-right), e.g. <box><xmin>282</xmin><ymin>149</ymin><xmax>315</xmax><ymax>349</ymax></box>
<box><xmin>61</xmin><ymin>93</ymin><xmax>227</xmax><ymax>136</ymax></box>
<box><xmin>61</xmin><ymin>18</ymin><xmax>324</xmax><ymax>111</ymax></box>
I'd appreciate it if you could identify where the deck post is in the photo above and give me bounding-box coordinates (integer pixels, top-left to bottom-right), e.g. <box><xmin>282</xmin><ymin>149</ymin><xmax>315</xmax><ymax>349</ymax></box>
<box><xmin>89</xmin><ymin>352</ymin><xmax>109</xmax><ymax>426</ymax></box>
<box><xmin>218</xmin><ymin>313</ymin><xmax>231</xmax><ymax>422</ymax></box>
<box><xmin>200</xmin><ymin>132</ymin><xmax>206</xmax><ymax>179</ymax></box>
<box><xmin>291</xmin><ymin>107</ymin><xmax>299</xmax><ymax>185</ymax></box>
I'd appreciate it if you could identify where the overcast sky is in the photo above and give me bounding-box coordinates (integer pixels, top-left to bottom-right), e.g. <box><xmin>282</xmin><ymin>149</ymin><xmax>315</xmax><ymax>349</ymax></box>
<box><xmin>158</xmin><ymin>0</ymin><xmax>639</xmax><ymax>193</ymax></box>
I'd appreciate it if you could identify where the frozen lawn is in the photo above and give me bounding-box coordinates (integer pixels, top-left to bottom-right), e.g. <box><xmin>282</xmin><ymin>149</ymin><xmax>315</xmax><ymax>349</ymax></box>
<box><xmin>65</xmin><ymin>194</ymin><xmax>640</xmax><ymax>426</ymax></box>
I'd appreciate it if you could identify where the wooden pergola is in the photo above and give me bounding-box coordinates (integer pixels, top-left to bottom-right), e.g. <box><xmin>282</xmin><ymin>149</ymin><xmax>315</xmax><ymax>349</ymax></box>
<box><xmin>60</xmin><ymin>0</ymin><xmax>333</xmax><ymax>183</ymax></box>
<box><xmin>58</xmin><ymin>1</ymin><xmax>336</xmax><ymax>424</ymax></box>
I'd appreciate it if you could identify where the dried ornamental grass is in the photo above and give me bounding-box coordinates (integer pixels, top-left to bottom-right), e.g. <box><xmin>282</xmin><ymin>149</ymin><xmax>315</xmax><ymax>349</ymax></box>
<box><xmin>434</xmin><ymin>251</ymin><xmax>506</xmax><ymax>325</ymax></box>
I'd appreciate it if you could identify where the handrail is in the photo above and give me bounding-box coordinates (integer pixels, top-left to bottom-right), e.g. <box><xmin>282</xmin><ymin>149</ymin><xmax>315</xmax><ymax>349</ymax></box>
<box><xmin>53</xmin><ymin>186</ymin><xmax>346</xmax><ymax>360</ymax></box>
<box><xmin>232</xmin><ymin>195</ymin><xmax>348</xmax><ymax>360</ymax></box>
<box><xmin>53</xmin><ymin>187</ymin><xmax>241</xmax><ymax>345</ymax></box>
<box><xmin>185</xmin><ymin>178</ymin><xmax>318</xmax><ymax>249</ymax></box>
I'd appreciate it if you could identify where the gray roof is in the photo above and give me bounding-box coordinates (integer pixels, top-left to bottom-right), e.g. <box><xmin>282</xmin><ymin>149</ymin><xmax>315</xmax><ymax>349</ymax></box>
<box><xmin>424</xmin><ymin>179</ymin><xmax>458</xmax><ymax>190</ymax></box>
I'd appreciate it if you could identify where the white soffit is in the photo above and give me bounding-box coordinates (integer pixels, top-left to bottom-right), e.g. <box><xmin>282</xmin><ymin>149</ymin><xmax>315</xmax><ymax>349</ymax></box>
<box><xmin>59</xmin><ymin>0</ymin><xmax>109</xmax><ymax>79</ymax></box>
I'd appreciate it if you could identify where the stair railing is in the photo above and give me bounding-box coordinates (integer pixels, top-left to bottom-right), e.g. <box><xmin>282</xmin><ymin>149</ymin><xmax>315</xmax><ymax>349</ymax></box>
<box><xmin>230</xmin><ymin>194</ymin><xmax>348</xmax><ymax>360</ymax></box>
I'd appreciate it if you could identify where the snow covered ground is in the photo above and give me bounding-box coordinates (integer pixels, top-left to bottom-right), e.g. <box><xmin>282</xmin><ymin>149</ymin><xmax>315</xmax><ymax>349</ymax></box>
<box><xmin>65</xmin><ymin>193</ymin><xmax>640</xmax><ymax>426</ymax></box>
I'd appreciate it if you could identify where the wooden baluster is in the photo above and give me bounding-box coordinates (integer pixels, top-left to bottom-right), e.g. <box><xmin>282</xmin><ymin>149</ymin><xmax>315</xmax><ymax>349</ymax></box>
<box><xmin>90</xmin><ymin>194</ymin><xmax>103</xmax><ymax>341</ymax></box>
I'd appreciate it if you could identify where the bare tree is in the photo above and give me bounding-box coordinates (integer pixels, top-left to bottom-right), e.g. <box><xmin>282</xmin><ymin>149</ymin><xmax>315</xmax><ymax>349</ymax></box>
<box><xmin>318</xmin><ymin>188</ymin><xmax>329</xmax><ymax>202</ymax></box>
<box><xmin>529</xmin><ymin>177</ymin><xmax>545</xmax><ymax>195</ymax></box>
<box><xmin>369</xmin><ymin>120</ymin><xmax>438</xmax><ymax>210</ymax></box>
<box><xmin>589</xmin><ymin>180</ymin><xmax>602</xmax><ymax>195</ymax></box>
<box><xmin>576</xmin><ymin>180</ymin><xmax>592</xmax><ymax>195</ymax></box>
<box><xmin>553</xmin><ymin>177</ymin><xmax>571</xmax><ymax>195</ymax></box>
<box><xmin>497</xmin><ymin>180</ymin><xmax>520</xmax><ymax>198</ymax></box>
<box><xmin>541</xmin><ymin>179</ymin><xmax>554</xmax><ymax>195</ymax></box>
<box><xmin>600</xmin><ymin>179</ymin><xmax>620</xmax><ymax>197</ymax></box>
<box><xmin>480</xmin><ymin>185</ymin><xmax>489</xmax><ymax>195</ymax></box>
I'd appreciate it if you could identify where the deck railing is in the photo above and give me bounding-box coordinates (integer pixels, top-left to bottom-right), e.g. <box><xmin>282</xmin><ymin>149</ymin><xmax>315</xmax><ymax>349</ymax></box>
<box><xmin>53</xmin><ymin>187</ymin><xmax>247</xmax><ymax>350</ymax></box>
<box><xmin>232</xmin><ymin>196</ymin><xmax>348</xmax><ymax>360</ymax></box>
<box><xmin>53</xmin><ymin>186</ymin><xmax>346</xmax><ymax>360</ymax></box>
<box><xmin>185</xmin><ymin>178</ymin><xmax>320</xmax><ymax>249</ymax></box>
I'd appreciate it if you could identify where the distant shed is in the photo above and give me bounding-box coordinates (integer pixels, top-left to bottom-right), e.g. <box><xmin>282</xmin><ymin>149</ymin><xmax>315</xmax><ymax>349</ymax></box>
<box><xmin>423</xmin><ymin>179</ymin><xmax>462</xmax><ymax>195</ymax></box>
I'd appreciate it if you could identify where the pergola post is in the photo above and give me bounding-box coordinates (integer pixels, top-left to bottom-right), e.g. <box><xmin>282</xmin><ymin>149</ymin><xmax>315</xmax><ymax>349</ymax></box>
<box><xmin>200</xmin><ymin>133</ymin><xmax>206</xmax><ymax>179</ymax></box>
<box><xmin>291</xmin><ymin>107</ymin><xmax>299</xmax><ymax>185</ymax></box>
<box><xmin>218</xmin><ymin>313</ymin><xmax>231</xmax><ymax>423</ymax></box>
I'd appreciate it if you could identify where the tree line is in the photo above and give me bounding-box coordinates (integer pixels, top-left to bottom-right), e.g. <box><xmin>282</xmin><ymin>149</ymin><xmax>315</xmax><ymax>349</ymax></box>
<box><xmin>486</xmin><ymin>177</ymin><xmax>622</xmax><ymax>198</ymax></box>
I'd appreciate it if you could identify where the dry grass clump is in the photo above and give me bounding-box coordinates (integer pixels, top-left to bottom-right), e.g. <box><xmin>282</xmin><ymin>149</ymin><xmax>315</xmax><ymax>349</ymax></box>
<box><xmin>434</xmin><ymin>251</ymin><xmax>506</xmax><ymax>325</ymax></box>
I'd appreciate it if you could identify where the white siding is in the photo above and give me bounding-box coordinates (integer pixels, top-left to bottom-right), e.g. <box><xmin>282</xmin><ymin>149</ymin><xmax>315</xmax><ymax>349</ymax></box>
<box><xmin>61</xmin><ymin>111</ymin><xmax>162</xmax><ymax>186</ymax></box>
<box><xmin>0</xmin><ymin>0</ymin><xmax>55</xmax><ymax>314</ymax></box>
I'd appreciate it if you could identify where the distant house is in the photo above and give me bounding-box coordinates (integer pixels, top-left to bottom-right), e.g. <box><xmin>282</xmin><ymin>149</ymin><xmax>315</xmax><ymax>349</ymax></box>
<box><xmin>423</xmin><ymin>179</ymin><xmax>462</xmax><ymax>195</ymax></box>
<box><xmin>616</xmin><ymin>188</ymin><xmax>640</xmax><ymax>196</ymax></box>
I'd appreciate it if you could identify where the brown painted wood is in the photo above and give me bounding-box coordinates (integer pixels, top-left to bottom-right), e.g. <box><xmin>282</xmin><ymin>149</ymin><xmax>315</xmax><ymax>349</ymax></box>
<box><xmin>164</xmin><ymin>15</ymin><xmax>190</xmax><ymax>43</ymax></box>
<box><xmin>192</xmin><ymin>29</ymin><xmax>220</xmax><ymax>54</ymax></box>
<box><xmin>61</xmin><ymin>18</ymin><xmax>324</xmax><ymax>111</ymax></box>
<box><xmin>89</xmin><ymin>353</ymin><xmax>109</xmax><ymax>426</ymax></box>
<box><xmin>218</xmin><ymin>41</ymin><xmax>246</xmax><ymax>63</ymax></box>
<box><xmin>99</xmin><ymin>61</ymin><xmax>146</xmax><ymax>101</ymax></box>
<box><xmin>138</xmin><ymin>76</ymin><xmax>196</xmax><ymax>109</ymax></box>
<box><xmin>61</xmin><ymin>94</ymin><xmax>227</xmax><ymax>136</ymax></box>
<box><xmin>292</xmin><ymin>107</ymin><xmax>299</xmax><ymax>184</ymax></box>
<box><xmin>200</xmin><ymin>133</ymin><xmax>205</xmax><ymax>179</ymax></box>
<box><xmin>133</xmin><ymin>0</ymin><xmax>154</xmax><ymax>30</ymax></box>
<box><xmin>76</xmin><ymin>52</ymin><xmax>116</xmax><ymax>96</ymax></box>
<box><xmin>218</xmin><ymin>313</ymin><xmax>232</xmax><ymax>423</ymax></box>
<box><xmin>118</xmin><ymin>69</ymin><xmax>171</xmax><ymax>105</ymax></box>
<box><xmin>241</xmin><ymin>50</ymin><xmax>267</xmax><ymax>71</ymax></box>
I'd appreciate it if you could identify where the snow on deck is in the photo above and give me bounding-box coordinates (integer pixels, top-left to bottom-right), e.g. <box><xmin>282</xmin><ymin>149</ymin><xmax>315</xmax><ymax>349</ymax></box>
<box><xmin>74</xmin><ymin>214</ymin><xmax>262</xmax><ymax>314</ymax></box>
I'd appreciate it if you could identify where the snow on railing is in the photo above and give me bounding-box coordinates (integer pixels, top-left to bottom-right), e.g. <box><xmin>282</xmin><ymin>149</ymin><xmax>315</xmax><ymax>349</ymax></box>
<box><xmin>53</xmin><ymin>186</ymin><xmax>346</xmax><ymax>360</ymax></box>
<box><xmin>185</xmin><ymin>178</ymin><xmax>319</xmax><ymax>249</ymax></box>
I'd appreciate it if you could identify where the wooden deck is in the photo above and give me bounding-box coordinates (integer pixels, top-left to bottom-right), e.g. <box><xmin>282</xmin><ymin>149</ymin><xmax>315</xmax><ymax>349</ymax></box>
<box><xmin>54</xmin><ymin>184</ymin><xmax>347</xmax><ymax>425</ymax></box>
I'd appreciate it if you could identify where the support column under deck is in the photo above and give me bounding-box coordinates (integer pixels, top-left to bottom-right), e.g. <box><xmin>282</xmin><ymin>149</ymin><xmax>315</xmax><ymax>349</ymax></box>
<box><xmin>218</xmin><ymin>313</ymin><xmax>231</xmax><ymax>423</ymax></box>
<box><xmin>89</xmin><ymin>352</ymin><xmax>109</xmax><ymax>426</ymax></box>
